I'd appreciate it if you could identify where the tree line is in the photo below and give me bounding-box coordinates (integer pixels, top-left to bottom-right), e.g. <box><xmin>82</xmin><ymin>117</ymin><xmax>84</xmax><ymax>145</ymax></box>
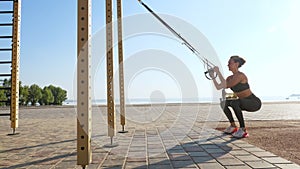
<box><xmin>0</xmin><ymin>79</ymin><xmax>67</xmax><ymax>106</ymax></box>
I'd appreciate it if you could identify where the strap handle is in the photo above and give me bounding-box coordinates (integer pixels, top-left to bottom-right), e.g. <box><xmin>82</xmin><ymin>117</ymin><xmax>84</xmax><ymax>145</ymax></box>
<box><xmin>204</xmin><ymin>68</ymin><xmax>217</xmax><ymax>80</ymax></box>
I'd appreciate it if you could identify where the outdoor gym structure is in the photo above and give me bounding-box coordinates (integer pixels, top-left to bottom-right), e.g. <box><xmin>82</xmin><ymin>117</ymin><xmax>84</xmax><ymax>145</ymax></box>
<box><xmin>1</xmin><ymin>0</ymin><xmax>217</xmax><ymax>168</ymax></box>
<box><xmin>77</xmin><ymin>0</ymin><xmax>218</xmax><ymax>168</ymax></box>
<box><xmin>0</xmin><ymin>0</ymin><xmax>21</xmax><ymax>135</ymax></box>
<box><xmin>77</xmin><ymin>0</ymin><xmax>126</xmax><ymax>168</ymax></box>
<box><xmin>0</xmin><ymin>0</ymin><xmax>121</xmax><ymax>168</ymax></box>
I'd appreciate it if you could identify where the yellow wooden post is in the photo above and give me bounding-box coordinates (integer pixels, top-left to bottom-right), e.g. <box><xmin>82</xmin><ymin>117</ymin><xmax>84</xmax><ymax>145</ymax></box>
<box><xmin>117</xmin><ymin>0</ymin><xmax>127</xmax><ymax>133</ymax></box>
<box><xmin>106</xmin><ymin>0</ymin><xmax>116</xmax><ymax>142</ymax></box>
<box><xmin>10</xmin><ymin>0</ymin><xmax>21</xmax><ymax>134</ymax></box>
<box><xmin>77</xmin><ymin>0</ymin><xmax>92</xmax><ymax>167</ymax></box>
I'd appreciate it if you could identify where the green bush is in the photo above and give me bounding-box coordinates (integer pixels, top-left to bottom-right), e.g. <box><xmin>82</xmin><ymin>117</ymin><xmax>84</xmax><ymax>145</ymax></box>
<box><xmin>0</xmin><ymin>78</ymin><xmax>68</xmax><ymax>106</ymax></box>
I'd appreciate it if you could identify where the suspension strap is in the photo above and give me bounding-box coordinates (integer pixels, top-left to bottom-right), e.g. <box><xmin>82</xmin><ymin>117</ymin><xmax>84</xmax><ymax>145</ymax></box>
<box><xmin>138</xmin><ymin>0</ymin><xmax>217</xmax><ymax>80</ymax></box>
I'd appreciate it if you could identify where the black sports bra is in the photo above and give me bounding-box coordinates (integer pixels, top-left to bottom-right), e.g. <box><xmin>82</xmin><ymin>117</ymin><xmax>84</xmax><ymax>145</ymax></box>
<box><xmin>230</xmin><ymin>82</ymin><xmax>250</xmax><ymax>92</ymax></box>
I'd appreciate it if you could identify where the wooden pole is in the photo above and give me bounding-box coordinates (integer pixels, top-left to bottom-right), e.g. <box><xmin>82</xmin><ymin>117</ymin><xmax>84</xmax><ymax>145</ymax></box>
<box><xmin>77</xmin><ymin>0</ymin><xmax>92</xmax><ymax>167</ymax></box>
<box><xmin>106</xmin><ymin>0</ymin><xmax>116</xmax><ymax>141</ymax></box>
<box><xmin>11</xmin><ymin>0</ymin><xmax>21</xmax><ymax>134</ymax></box>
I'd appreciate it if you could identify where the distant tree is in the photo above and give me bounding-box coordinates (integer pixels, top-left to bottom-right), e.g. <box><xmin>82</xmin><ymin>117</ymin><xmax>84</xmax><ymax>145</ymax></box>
<box><xmin>2</xmin><ymin>78</ymin><xmax>11</xmax><ymax>87</ymax></box>
<box><xmin>0</xmin><ymin>89</ymin><xmax>7</xmax><ymax>106</ymax></box>
<box><xmin>47</xmin><ymin>85</ymin><xmax>67</xmax><ymax>105</ymax></box>
<box><xmin>39</xmin><ymin>87</ymin><xmax>54</xmax><ymax>105</ymax></box>
<box><xmin>28</xmin><ymin>84</ymin><xmax>42</xmax><ymax>106</ymax></box>
<box><xmin>19</xmin><ymin>85</ymin><xmax>30</xmax><ymax>106</ymax></box>
<box><xmin>0</xmin><ymin>80</ymin><xmax>68</xmax><ymax>106</ymax></box>
<box><xmin>55</xmin><ymin>87</ymin><xmax>67</xmax><ymax>105</ymax></box>
<box><xmin>2</xmin><ymin>78</ymin><xmax>11</xmax><ymax>105</ymax></box>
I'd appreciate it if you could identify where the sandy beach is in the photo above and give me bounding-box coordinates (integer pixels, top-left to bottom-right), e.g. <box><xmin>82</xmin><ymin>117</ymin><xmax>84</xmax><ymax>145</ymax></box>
<box><xmin>0</xmin><ymin>102</ymin><xmax>299</xmax><ymax>168</ymax></box>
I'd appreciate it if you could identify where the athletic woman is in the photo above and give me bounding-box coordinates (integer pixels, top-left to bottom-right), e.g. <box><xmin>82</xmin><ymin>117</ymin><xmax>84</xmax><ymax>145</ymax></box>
<box><xmin>211</xmin><ymin>55</ymin><xmax>261</xmax><ymax>138</ymax></box>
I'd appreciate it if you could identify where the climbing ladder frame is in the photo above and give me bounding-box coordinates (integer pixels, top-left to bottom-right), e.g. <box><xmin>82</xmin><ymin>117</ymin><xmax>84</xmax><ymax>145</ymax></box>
<box><xmin>0</xmin><ymin>0</ymin><xmax>21</xmax><ymax>134</ymax></box>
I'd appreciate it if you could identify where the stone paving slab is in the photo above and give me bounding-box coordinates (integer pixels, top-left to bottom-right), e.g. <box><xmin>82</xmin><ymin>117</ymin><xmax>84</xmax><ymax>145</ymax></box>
<box><xmin>0</xmin><ymin>105</ymin><xmax>300</xmax><ymax>169</ymax></box>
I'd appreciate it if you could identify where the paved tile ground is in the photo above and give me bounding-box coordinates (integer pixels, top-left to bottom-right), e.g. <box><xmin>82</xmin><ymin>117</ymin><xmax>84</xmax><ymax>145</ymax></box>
<box><xmin>0</xmin><ymin>103</ymin><xmax>300</xmax><ymax>169</ymax></box>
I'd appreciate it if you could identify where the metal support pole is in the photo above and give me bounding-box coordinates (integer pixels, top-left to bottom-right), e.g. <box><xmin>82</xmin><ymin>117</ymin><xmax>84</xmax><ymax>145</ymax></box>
<box><xmin>77</xmin><ymin>0</ymin><xmax>92</xmax><ymax>167</ymax></box>
<box><xmin>10</xmin><ymin>0</ymin><xmax>21</xmax><ymax>135</ymax></box>
<box><xmin>117</xmin><ymin>0</ymin><xmax>127</xmax><ymax>133</ymax></box>
<box><xmin>106</xmin><ymin>0</ymin><xmax>116</xmax><ymax>142</ymax></box>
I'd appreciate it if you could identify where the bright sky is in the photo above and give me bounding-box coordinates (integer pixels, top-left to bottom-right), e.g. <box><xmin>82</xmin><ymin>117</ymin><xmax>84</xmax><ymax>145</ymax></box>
<box><xmin>3</xmin><ymin>0</ymin><xmax>300</xmax><ymax>101</ymax></box>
